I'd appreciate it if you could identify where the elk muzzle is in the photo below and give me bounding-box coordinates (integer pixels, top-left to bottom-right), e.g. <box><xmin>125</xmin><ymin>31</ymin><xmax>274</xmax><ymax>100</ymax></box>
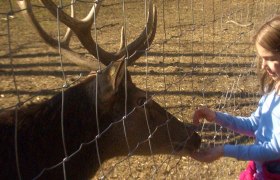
<box><xmin>172</xmin><ymin>130</ymin><xmax>201</xmax><ymax>154</ymax></box>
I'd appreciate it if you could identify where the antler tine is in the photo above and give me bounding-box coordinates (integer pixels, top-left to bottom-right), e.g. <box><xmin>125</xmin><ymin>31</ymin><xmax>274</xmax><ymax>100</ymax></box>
<box><xmin>39</xmin><ymin>0</ymin><xmax>106</xmax><ymax>68</ymax></box>
<box><xmin>17</xmin><ymin>0</ymin><xmax>104</xmax><ymax>70</ymax></box>
<box><xmin>39</xmin><ymin>0</ymin><xmax>102</xmax><ymax>29</ymax></box>
<box><xmin>61</xmin><ymin>0</ymin><xmax>75</xmax><ymax>46</ymax></box>
<box><xmin>39</xmin><ymin>0</ymin><xmax>90</xmax><ymax>30</ymax></box>
<box><xmin>118</xmin><ymin>26</ymin><xmax>126</xmax><ymax>53</ymax></box>
<box><xmin>39</xmin><ymin>0</ymin><xmax>115</xmax><ymax>66</ymax></box>
<box><xmin>92</xmin><ymin>0</ymin><xmax>157</xmax><ymax>66</ymax></box>
<box><xmin>125</xmin><ymin>3</ymin><xmax>157</xmax><ymax>66</ymax></box>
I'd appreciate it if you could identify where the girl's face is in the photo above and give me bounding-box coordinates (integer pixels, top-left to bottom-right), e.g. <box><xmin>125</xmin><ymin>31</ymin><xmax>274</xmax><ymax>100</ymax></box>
<box><xmin>256</xmin><ymin>43</ymin><xmax>280</xmax><ymax>82</ymax></box>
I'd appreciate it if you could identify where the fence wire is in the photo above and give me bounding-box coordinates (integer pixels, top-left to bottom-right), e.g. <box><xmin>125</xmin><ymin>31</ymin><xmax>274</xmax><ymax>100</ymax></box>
<box><xmin>1</xmin><ymin>0</ymin><xmax>280</xmax><ymax>179</ymax></box>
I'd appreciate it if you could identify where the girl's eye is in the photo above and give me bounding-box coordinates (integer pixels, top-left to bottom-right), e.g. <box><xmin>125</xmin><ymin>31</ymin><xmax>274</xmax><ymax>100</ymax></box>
<box><xmin>137</xmin><ymin>97</ymin><xmax>146</xmax><ymax>106</ymax></box>
<box><xmin>266</xmin><ymin>59</ymin><xmax>277</xmax><ymax>61</ymax></box>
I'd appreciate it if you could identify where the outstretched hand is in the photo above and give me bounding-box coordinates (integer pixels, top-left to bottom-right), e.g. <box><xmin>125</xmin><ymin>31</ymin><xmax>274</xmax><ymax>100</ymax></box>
<box><xmin>190</xmin><ymin>146</ymin><xmax>224</xmax><ymax>163</ymax></box>
<box><xmin>193</xmin><ymin>106</ymin><xmax>217</xmax><ymax>125</ymax></box>
<box><xmin>191</xmin><ymin>107</ymin><xmax>222</xmax><ymax>163</ymax></box>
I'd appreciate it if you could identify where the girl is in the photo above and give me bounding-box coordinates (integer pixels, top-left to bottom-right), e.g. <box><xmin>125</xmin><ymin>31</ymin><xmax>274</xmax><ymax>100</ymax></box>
<box><xmin>191</xmin><ymin>15</ymin><xmax>280</xmax><ymax>180</ymax></box>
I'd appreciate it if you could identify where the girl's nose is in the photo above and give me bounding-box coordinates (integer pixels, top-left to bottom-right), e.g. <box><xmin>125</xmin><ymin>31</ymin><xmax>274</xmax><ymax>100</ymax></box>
<box><xmin>261</xmin><ymin>58</ymin><xmax>267</xmax><ymax>70</ymax></box>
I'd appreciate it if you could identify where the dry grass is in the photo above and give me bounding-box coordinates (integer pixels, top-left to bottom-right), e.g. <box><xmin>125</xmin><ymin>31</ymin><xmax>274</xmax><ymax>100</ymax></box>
<box><xmin>1</xmin><ymin>0</ymin><xmax>279</xmax><ymax>179</ymax></box>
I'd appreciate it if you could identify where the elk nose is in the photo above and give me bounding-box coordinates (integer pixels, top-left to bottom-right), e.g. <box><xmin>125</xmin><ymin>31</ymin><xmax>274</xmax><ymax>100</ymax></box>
<box><xmin>185</xmin><ymin>123</ymin><xmax>200</xmax><ymax>132</ymax></box>
<box><xmin>188</xmin><ymin>131</ymin><xmax>201</xmax><ymax>151</ymax></box>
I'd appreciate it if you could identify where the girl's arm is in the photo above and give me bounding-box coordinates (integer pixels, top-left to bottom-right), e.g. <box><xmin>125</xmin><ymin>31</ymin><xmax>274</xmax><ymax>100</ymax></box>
<box><xmin>214</xmin><ymin>95</ymin><xmax>267</xmax><ymax>136</ymax></box>
<box><xmin>215</xmin><ymin>112</ymin><xmax>259</xmax><ymax>137</ymax></box>
<box><xmin>190</xmin><ymin>141</ymin><xmax>280</xmax><ymax>163</ymax></box>
<box><xmin>224</xmin><ymin>141</ymin><xmax>280</xmax><ymax>162</ymax></box>
<box><xmin>193</xmin><ymin>107</ymin><xmax>260</xmax><ymax>136</ymax></box>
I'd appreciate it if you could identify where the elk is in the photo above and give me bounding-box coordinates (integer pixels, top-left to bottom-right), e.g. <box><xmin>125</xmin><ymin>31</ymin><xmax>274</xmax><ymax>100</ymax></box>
<box><xmin>0</xmin><ymin>0</ymin><xmax>201</xmax><ymax>179</ymax></box>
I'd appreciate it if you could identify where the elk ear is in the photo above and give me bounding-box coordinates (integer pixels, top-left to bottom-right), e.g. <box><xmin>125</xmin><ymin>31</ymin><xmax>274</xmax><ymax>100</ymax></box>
<box><xmin>98</xmin><ymin>59</ymin><xmax>126</xmax><ymax>102</ymax></box>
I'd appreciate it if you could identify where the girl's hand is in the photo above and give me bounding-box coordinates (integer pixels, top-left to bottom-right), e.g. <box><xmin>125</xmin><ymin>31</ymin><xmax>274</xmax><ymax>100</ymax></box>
<box><xmin>193</xmin><ymin>106</ymin><xmax>216</xmax><ymax>125</ymax></box>
<box><xmin>190</xmin><ymin>146</ymin><xmax>224</xmax><ymax>163</ymax></box>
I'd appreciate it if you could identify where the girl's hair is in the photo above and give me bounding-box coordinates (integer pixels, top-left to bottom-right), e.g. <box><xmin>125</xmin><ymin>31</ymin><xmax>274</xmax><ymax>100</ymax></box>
<box><xmin>252</xmin><ymin>15</ymin><xmax>280</xmax><ymax>93</ymax></box>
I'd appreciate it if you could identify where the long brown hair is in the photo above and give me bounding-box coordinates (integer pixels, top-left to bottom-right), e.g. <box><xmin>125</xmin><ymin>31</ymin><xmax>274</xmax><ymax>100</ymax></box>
<box><xmin>252</xmin><ymin>15</ymin><xmax>280</xmax><ymax>93</ymax></box>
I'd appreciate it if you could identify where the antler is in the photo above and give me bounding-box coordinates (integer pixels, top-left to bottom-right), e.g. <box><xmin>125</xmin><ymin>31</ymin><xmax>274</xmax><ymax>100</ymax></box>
<box><xmin>17</xmin><ymin>0</ymin><xmax>157</xmax><ymax>70</ymax></box>
<box><xmin>17</xmin><ymin>0</ymin><xmax>104</xmax><ymax>70</ymax></box>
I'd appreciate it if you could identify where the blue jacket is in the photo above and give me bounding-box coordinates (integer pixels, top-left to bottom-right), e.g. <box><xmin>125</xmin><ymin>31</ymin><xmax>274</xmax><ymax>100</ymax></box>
<box><xmin>215</xmin><ymin>90</ymin><xmax>280</xmax><ymax>173</ymax></box>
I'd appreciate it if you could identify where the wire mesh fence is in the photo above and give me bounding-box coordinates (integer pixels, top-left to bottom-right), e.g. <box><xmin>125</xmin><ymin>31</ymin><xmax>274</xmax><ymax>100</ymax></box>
<box><xmin>1</xmin><ymin>0</ymin><xmax>280</xmax><ymax>179</ymax></box>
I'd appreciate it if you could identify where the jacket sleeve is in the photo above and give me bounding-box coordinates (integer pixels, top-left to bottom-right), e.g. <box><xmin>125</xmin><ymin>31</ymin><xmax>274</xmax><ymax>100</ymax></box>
<box><xmin>215</xmin><ymin>112</ymin><xmax>259</xmax><ymax>137</ymax></box>
<box><xmin>224</xmin><ymin>141</ymin><xmax>280</xmax><ymax>162</ymax></box>
<box><xmin>215</xmin><ymin>95</ymin><xmax>266</xmax><ymax>137</ymax></box>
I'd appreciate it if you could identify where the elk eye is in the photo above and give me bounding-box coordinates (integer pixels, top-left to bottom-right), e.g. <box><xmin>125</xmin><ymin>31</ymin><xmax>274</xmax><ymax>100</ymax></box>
<box><xmin>137</xmin><ymin>97</ymin><xmax>146</xmax><ymax>106</ymax></box>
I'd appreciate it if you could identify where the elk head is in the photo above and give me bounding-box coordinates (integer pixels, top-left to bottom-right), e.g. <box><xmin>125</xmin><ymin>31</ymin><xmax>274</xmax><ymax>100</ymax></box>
<box><xmin>96</xmin><ymin>59</ymin><xmax>201</xmax><ymax>158</ymax></box>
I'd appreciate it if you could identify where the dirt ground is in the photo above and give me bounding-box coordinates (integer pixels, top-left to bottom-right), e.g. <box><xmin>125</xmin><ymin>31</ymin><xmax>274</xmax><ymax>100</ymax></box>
<box><xmin>1</xmin><ymin>0</ymin><xmax>280</xmax><ymax>179</ymax></box>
